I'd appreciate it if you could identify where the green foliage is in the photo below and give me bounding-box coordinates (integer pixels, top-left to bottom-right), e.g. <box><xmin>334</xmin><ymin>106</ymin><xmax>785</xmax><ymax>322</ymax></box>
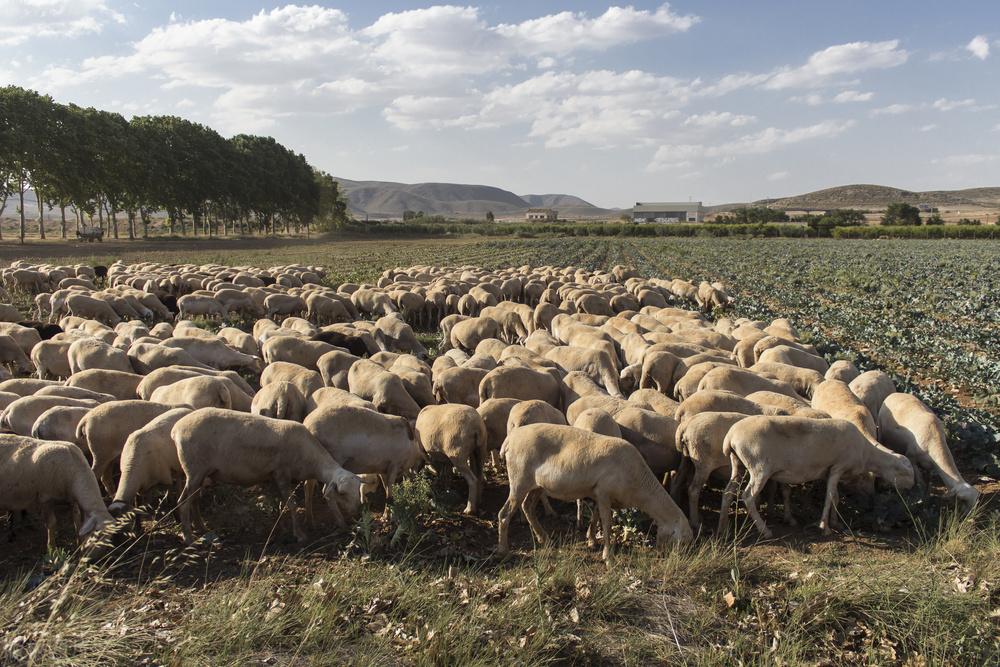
<box><xmin>833</xmin><ymin>224</ymin><xmax>1000</xmax><ymax>239</ymax></box>
<box><xmin>389</xmin><ymin>468</ymin><xmax>436</xmax><ymax>547</ymax></box>
<box><xmin>485</xmin><ymin>210</ymin><xmax>495</xmax><ymax>223</ymax></box>
<box><xmin>713</xmin><ymin>206</ymin><xmax>790</xmax><ymax>225</ymax></box>
<box><xmin>0</xmin><ymin>85</ymin><xmax>323</xmax><ymax>239</ymax></box>
<box><xmin>799</xmin><ymin>208</ymin><xmax>867</xmax><ymax>236</ymax></box>
<box><xmin>882</xmin><ymin>202</ymin><xmax>922</xmax><ymax>226</ymax></box>
<box><xmin>958</xmin><ymin>217</ymin><xmax>982</xmax><ymax>226</ymax></box>
<box><xmin>346</xmin><ymin>220</ymin><xmax>814</xmax><ymax>238</ymax></box>
<box><xmin>925</xmin><ymin>213</ymin><xmax>945</xmax><ymax>225</ymax></box>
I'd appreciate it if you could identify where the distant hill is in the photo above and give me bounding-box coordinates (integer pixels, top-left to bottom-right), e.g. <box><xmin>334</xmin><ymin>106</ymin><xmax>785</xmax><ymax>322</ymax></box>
<box><xmin>758</xmin><ymin>184</ymin><xmax>1000</xmax><ymax>210</ymax></box>
<box><xmin>336</xmin><ymin>178</ymin><xmax>617</xmax><ymax>219</ymax></box>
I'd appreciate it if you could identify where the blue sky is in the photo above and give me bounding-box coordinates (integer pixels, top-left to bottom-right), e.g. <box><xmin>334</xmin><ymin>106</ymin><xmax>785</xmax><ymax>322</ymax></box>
<box><xmin>2</xmin><ymin>1</ymin><xmax>998</xmax><ymax>206</ymax></box>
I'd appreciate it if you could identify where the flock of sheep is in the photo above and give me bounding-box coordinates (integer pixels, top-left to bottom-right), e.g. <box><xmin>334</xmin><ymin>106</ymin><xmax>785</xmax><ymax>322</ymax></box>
<box><xmin>0</xmin><ymin>259</ymin><xmax>980</xmax><ymax>562</ymax></box>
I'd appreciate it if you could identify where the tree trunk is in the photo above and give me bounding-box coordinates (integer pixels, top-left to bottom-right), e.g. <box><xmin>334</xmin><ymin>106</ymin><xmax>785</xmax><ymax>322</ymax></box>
<box><xmin>193</xmin><ymin>208</ymin><xmax>199</xmax><ymax>236</ymax></box>
<box><xmin>36</xmin><ymin>186</ymin><xmax>46</xmax><ymax>239</ymax></box>
<box><xmin>127</xmin><ymin>209</ymin><xmax>135</xmax><ymax>240</ymax></box>
<box><xmin>60</xmin><ymin>204</ymin><xmax>67</xmax><ymax>239</ymax></box>
<box><xmin>169</xmin><ymin>211</ymin><xmax>175</xmax><ymax>235</ymax></box>
<box><xmin>18</xmin><ymin>176</ymin><xmax>25</xmax><ymax>244</ymax></box>
<box><xmin>110</xmin><ymin>205</ymin><xmax>119</xmax><ymax>239</ymax></box>
<box><xmin>97</xmin><ymin>199</ymin><xmax>105</xmax><ymax>234</ymax></box>
<box><xmin>0</xmin><ymin>196</ymin><xmax>6</xmax><ymax>240</ymax></box>
<box><xmin>141</xmin><ymin>210</ymin><xmax>149</xmax><ymax>239</ymax></box>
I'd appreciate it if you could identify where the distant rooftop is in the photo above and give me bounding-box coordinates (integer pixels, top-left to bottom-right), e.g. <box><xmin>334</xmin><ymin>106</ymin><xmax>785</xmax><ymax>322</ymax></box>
<box><xmin>633</xmin><ymin>201</ymin><xmax>702</xmax><ymax>212</ymax></box>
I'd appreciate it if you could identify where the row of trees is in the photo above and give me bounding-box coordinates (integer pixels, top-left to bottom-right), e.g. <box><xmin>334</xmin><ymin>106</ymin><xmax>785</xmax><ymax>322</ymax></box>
<box><xmin>713</xmin><ymin>206</ymin><xmax>790</xmax><ymax>225</ymax></box>
<box><xmin>0</xmin><ymin>86</ymin><xmax>348</xmax><ymax>242</ymax></box>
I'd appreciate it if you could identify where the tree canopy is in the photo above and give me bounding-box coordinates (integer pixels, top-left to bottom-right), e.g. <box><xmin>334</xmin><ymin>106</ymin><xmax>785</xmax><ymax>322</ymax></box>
<box><xmin>0</xmin><ymin>85</ymin><xmax>343</xmax><ymax>241</ymax></box>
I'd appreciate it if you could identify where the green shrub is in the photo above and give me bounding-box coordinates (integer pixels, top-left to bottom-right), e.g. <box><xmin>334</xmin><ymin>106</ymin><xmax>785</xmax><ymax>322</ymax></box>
<box><xmin>833</xmin><ymin>224</ymin><xmax>1000</xmax><ymax>239</ymax></box>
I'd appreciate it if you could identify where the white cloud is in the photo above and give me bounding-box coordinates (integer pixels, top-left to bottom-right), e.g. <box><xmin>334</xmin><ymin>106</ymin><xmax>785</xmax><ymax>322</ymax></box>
<box><xmin>0</xmin><ymin>0</ymin><xmax>124</xmax><ymax>46</ymax></box>
<box><xmin>932</xmin><ymin>97</ymin><xmax>976</xmax><ymax>111</ymax></box>
<box><xmin>683</xmin><ymin>111</ymin><xmax>756</xmax><ymax>127</ymax></box>
<box><xmin>993</xmin><ymin>123</ymin><xmax>1000</xmax><ymax>132</ymax></box>
<box><xmin>833</xmin><ymin>90</ymin><xmax>874</xmax><ymax>103</ymax></box>
<box><xmin>919</xmin><ymin>124</ymin><xmax>937</xmax><ymax>132</ymax></box>
<box><xmin>176</xmin><ymin>98</ymin><xmax>196</xmax><ymax>109</ymax></box>
<box><xmin>764</xmin><ymin>40</ymin><xmax>908</xmax><ymax>89</ymax></box>
<box><xmin>767</xmin><ymin>171</ymin><xmax>790</xmax><ymax>181</ymax></box>
<box><xmin>870</xmin><ymin>103</ymin><xmax>913</xmax><ymax>116</ymax></box>
<box><xmin>648</xmin><ymin>120</ymin><xmax>855</xmax><ymax>170</ymax></box>
<box><xmin>790</xmin><ymin>93</ymin><xmax>825</xmax><ymax>106</ymax></box>
<box><xmin>966</xmin><ymin>35</ymin><xmax>990</xmax><ymax>60</ymax></box>
<box><xmin>495</xmin><ymin>3</ymin><xmax>699</xmax><ymax>56</ymax></box>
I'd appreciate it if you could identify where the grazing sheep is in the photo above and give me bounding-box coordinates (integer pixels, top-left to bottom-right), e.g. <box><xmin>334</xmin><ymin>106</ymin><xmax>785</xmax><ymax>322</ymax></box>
<box><xmin>66</xmin><ymin>369</ymin><xmax>143</xmax><ymax>400</ymax></box>
<box><xmin>77</xmin><ymin>400</ymin><xmax>175</xmax><ymax>492</ymax></box>
<box><xmin>31</xmin><ymin>339</ymin><xmax>72</xmax><ymax>379</ymax></box>
<box><xmin>825</xmin><ymin>359</ymin><xmax>860</xmax><ymax>383</ymax></box>
<box><xmin>262</xmin><ymin>336</ymin><xmax>338</xmax><ymax>370</ymax></box>
<box><xmin>414</xmin><ymin>404</ymin><xmax>488</xmax><ymax>514</ymax></box>
<box><xmin>674</xmin><ymin>411</ymin><xmax>749</xmax><ymax>531</ymax></box>
<box><xmin>697</xmin><ymin>366</ymin><xmax>802</xmax><ymax>400</ymax></box>
<box><xmin>0</xmin><ymin>334</ymin><xmax>34</xmax><ymax>374</ymax></box>
<box><xmin>506</xmin><ymin>399</ymin><xmax>568</xmax><ymax>433</ymax></box>
<box><xmin>477</xmin><ymin>397</ymin><xmax>520</xmax><ymax>458</ymax></box>
<box><xmin>544</xmin><ymin>346</ymin><xmax>622</xmax><ymax>398</ymax></box>
<box><xmin>2</xmin><ymin>395</ymin><xmax>100</xmax><ymax>436</ymax></box>
<box><xmin>757</xmin><ymin>345</ymin><xmax>829</xmax><ymax>374</ymax></box>
<box><xmin>307</xmin><ymin>387</ymin><xmax>377</xmax><ymax>413</ymax></box>
<box><xmin>572</xmin><ymin>408</ymin><xmax>622</xmax><ymax>437</ymax></box>
<box><xmin>722</xmin><ymin>416</ymin><xmax>914</xmax><ymax>538</ymax></box>
<box><xmin>0</xmin><ymin>436</ymin><xmax>113</xmax><ymax>551</ymax></box>
<box><xmin>478</xmin><ymin>365</ymin><xmax>561</xmax><ymax>408</ymax></box>
<box><xmin>305</xmin><ymin>405</ymin><xmax>422</xmax><ymax>516</ymax></box>
<box><xmin>0</xmin><ymin>377</ymin><xmax>61</xmax><ymax>396</ymax></box>
<box><xmin>31</xmin><ymin>405</ymin><xmax>93</xmax><ymax>445</ymax></box>
<box><xmin>627</xmin><ymin>389</ymin><xmax>679</xmax><ymax>419</ymax></box>
<box><xmin>0</xmin><ymin>322</ymin><xmax>43</xmax><ymax>356</ymax></box>
<box><xmin>35</xmin><ymin>385</ymin><xmax>114</xmax><ymax>402</ymax></box>
<box><xmin>251</xmin><ymin>381</ymin><xmax>307</xmax><ymax>422</ymax></box>
<box><xmin>68</xmin><ymin>337</ymin><xmax>134</xmax><ymax>375</ymax></box>
<box><xmin>432</xmin><ymin>366</ymin><xmax>488</xmax><ymax>407</ymax></box>
<box><xmin>498</xmin><ymin>424</ymin><xmax>692</xmax><ymax>560</ymax></box>
<box><xmin>163</xmin><ymin>337</ymin><xmax>262</xmax><ymax>373</ymax></box>
<box><xmin>109</xmin><ymin>408</ymin><xmax>193</xmax><ymax>513</ymax></box>
<box><xmin>172</xmin><ymin>408</ymin><xmax>363</xmax><ymax>543</ymax></box>
<box><xmin>127</xmin><ymin>342</ymin><xmax>212</xmax><ymax>374</ymax></box>
<box><xmin>810</xmin><ymin>380</ymin><xmax>878</xmax><ymax>441</ymax></box>
<box><xmin>65</xmin><ymin>293</ymin><xmax>121</xmax><ymax>326</ymax></box>
<box><xmin>849</xmin><ymin>371</ymin><xmax>897</xmax><ymax>421</ymax></box>
<box><xmin>675</xmin><ymin>390</ymin><xmax>766</xmax><ymax>424</ymax></box>
<box><xmin>749</xmin><ymin>362</ymin><xmax>824</xmax><ymax>398</ymax></box>
<box><xmin>878</xmin><ymin>393</ymin><xmax>979</xmax><ymax>507</ymax></box>
<box><xmin>348</xmin><ymin>359</ymin><xmax>421</xmax><ymax>419</ymax></box>
<box><xmin>149</xmin><ymin>375</ymin><xmax>232</xmax><ymax>410</ymax></box>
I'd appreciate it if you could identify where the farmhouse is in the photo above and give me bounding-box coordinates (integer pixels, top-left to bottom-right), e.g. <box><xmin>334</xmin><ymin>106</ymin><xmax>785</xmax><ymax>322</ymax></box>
<box><xmin>525</xmin><ymin>208</ymin><xmax>558</xmax><ymax>222</ymax></box>
<box><xmin>633</xmin><ymin>201</ymin><xmax>703</xmax><ymax>223</ymax></box>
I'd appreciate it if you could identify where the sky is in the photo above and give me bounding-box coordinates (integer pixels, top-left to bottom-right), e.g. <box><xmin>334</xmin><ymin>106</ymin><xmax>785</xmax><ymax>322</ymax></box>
<box><xmin>2</xmin><ymin>1</ymin><xmax>998</xmax><ymax>207</ymax></box>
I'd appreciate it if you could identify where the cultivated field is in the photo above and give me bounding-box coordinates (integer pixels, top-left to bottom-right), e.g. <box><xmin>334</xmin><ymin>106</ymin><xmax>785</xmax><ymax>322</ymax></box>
<box><xmin>1</xmin><ymin>236</ymin><xmax>998</xmax><ymax>665</ymax></box>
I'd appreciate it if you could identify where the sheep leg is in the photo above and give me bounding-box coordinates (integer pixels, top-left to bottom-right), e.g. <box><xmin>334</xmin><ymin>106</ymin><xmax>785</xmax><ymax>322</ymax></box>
<box><xmin>818</xmin><ymin>470</ymin><xmax>843</xmax><ymax>536</ymax></box>
<box><xmin>669</xmin><ymin>458</ymin><xmax>692</xmax><ymax>504</ymax></box>
<box><xmin>586</xmin><ymin>509</ymin><xmax>599</xmax><ymax>548</ymax></box>
<box><xmin>497</xmin><ymin>485</ymin><xmax>530</xmax><ymax>555</ymax></box>
<box><xmin>596</xmin><ymin>495</ymin><xmax>614</xmax><ymax>561</ymax></box>
<box><xmin>42</xmin><ymin>504</ymin><xmax>58</xmax><ymax>552</ymax></box>
<box><xmin>687</xmin><ymin>466</ymin><xmax>712</xmax><ymax>531</ymax></box>
<box><xmin>176</xmin><ymin>478</ymin><xmax>203</xmax><ymax>545</ymax></box>
<box><xmin>275</xmin><ymin>478</ymin><xmax>307</xmax><ymax>543</ymax></box>
<box><xmin>576</xmin><ymin>499</ymin><xmax>586</xmax><ymax>530</ymax></box>
<box><xmin>303</xmin><ymin>480</ymin><xmax>317</xmax><ymax>527</ymax></box>
<box><xmin>781</xmin><ymin>484</ymin><xmax>797</xmax><ymax>526</ymax></box>
<box><xmin>381</xmin><ymin>466</ymin><xmax>401</xmax><ymax>520</ymax></box>
<box><xmin>454</xmin><ymin>459</ymin><xmax>479</xmax><ymax>515</ymax></box>
<box><xmin>742</xmin><ymin>473</ymin><xmax>772</xmax><ymax>539</ymax></box>
<box><xmin>540</xmin><ymin>494</ymin><xmax>556</xmax><ymax>517</ymax></box>
<box><xmin>521</xmin><ymin>490</ymin><xmax>548</xmax><ymax>545</ymax></box>
<box><xmin>719</xmin><ymin>454</ymin><xmax>744</xmax><ymax>537</ymax></box>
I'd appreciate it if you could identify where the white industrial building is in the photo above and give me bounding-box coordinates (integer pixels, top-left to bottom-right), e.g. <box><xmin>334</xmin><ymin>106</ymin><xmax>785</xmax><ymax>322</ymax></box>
<box><xmin>632</xmin><ymin>201</ymin><xmax>703</xmax><ymax>223</ymax></box>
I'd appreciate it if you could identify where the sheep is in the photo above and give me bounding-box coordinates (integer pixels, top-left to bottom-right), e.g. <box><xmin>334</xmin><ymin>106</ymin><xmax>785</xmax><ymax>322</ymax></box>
<box><xmin>136</xmin><ymin>367</ymin><xmax>253</xmax><ymax>411</ymax></box>
<box><xmin>348</xmin><ymin>359</ymin><xmax>420</xmax><ymax>419</ymax></box>
<box><xmin>507</xmin><ymin>399</ymin><xmax>568</xmax><ymax>433</ymax></box>
<box><xmin>849</xmin><ymin>371</ymin><xmax>897</xmax><ymax>421</ymax></box>
<box><xmin>498</xmin><ymin>424</ymin><xmax>692</xmax><ymax>560</ymax></box>
<box><xmin>0</xmin><ymin>377</ymin><xmax>61</xmax><ymax>396</ymax></box>
<box><xmin>476</xmin><ymin>397</ymin><xmax>520</xmax><ymax>461</ymax></box>
<box><xmin>627</xmin><ymin>389</ymin><xmax>679</xmax><ymax>419</ymax></box>
<box><xmin>264</xmin><ymin>293</ymin><xmax>307</xmax><ymax>320</ymax></box>
<box><xmin>307</xmin><ymin>387</ymin><xmax>377</xmax><ymax>413</ymax></box>
<box><xmin>68</xmin><ymin>337</ymin><xmax>134</xmax><ymax>375</ymax></box>
<box><xmin>431</xmin><ymin>366</ymin><xmax>488</xmax><ymax>408</ymax></box>
<box><xmin>572</xmin><ymin>408</ymin><xmax>622</xmax><ymax>437</ymax></box>
<box><xmin>163</xmin><ymin>336</ymin><xmax>262</xmax><ymax>374</ymax></box>
<box><xmin>172</xmin><ymin>408</ymin><xmax>363</xmax><ymax>543</ymax></box>
<box><xmin>0</xmin><ymin>333</ymin><xmax>34</xmax><ymax>374</ymax></box>
<box><xmin>811</xmin><ymin>380</ymin><xmax>878</xmax><ymax>441</ymax></box>
<box><xmin>127</xmin><ymin>342</ymin><xmax>212</xmax><ymax>374</ymax></box>
<box><xmin>304</xmin><ymin>405</ymin><xmax>422</xmax><ymax>516</ymax></box>
<box><xmin>697</xmin><ymin>366</ymin><xmax>802</xmax><ymax>400</ymax></box>
<box><xmin>2</xmin><ymin>395</ymin><xmax>100</xmax><ymax>436</ymax></box>
<box><xmin>544</xmin><ymin>346</ymin><xmax>622</xmax><ymax>398</ymax></box>
<box><xmin>77</xmin><ymin>400</ymin><xmax>175</xmax><ymax>492</ymax></box>
<box><xmin>261</xmin><ymin>362</ymin><xmax>324</xmax><ymax>400</ymax></box>
<box><xmin>0</xmin><ymin>436</ymin><xmax>114</xmax><ymax>551</ymax></box>
<box><xmin>177</xmin><ymin>294</ymin><xmax>225</xmax><ymax>320</ymax></box>
<box><xmin>0</xmin><ymin>322</ymin><xmax>42</xmax><ymax>356</ymax></box>
<box><xmin>639</xmin><ymin>350</ymin><xmax>683</xmax><ymax>394</ymax></box>
<box><xmin>392</xmin><ymin>366</ymin><xmax>436</xmax><ymax>407</ymax></box>
<box><xmin>414</xmin><ymin>404</ymin><xmax>488</xmax><ymax>514</ymax></box>
<box><xmin>758</xmin><ymin>345</ymin><xmax>829</xmax><ymax>374</ymax></box>
<box><xmin>674</xmin><ymin>411</ymin><xmax>750</xmax><ymax>531</ymax></box>
<box><xmin>35</xmin><ymin>385</ymin><xmax>114</xmax><ymax>402</ymax></box>
<box><xmin>150</xmin><ymin>375</ymin><xmax>233</xmax><ymax>410</ymax></box>
<box><xmin>825</xmin><ymin>359</ymin><xmax>860</xmax><ymax>383</ymax></box>
<box><xmin>610</xmin><ymin>407</ymin><xmax>680</xmax><ymax>480</ymax></box>
<box><xmin>674</xmin><ymin>390</ymin><xmax>766</xmax><ymax>424</ymax></box>
<box><xmin>878</xmin><ymin>393</ymin><xmax>979</xmax><ymax>507</ymax></box>
<box><xmin>109</xmin><ymin>408</ymin><xmax>193</xmax><ymax>514</ymax></box>
<box><xmin>478</xmin><ymin>365</ymin><xmax>561</xmax><ymax>408</ymax></box>
<box><xmin>66</xmin><ymin>369</ymin><xmax>143</xmax><ymax>400</ymax></box>
<box><xmin>449</xmin><ymin>317</ymin><xmax>501</xmax><ymax>354</ymax></box>
<box><xmin>251</xmin><ymin>381</ymin><xmax>307</xmax><ymax>422</ymax></box>
<box><xmin>31</xmin><ymin>405</ymin><xmax>93</xmax><ymax>445</ymax></box>
<box><xmin>721</xmin><ymin>416</ymin><xmax>914</xmax><ymax>538</ymax></box>
<box><xmin>373</xmin><ymin>314</ymin><xmax>428</xmax><ymax>358</ymax></box>
<box><xmin>262</xmin><ymin>336</ymin><xmax>338</xmax><ymax>370</ymax></box>
<box><xmin>65</xmin><ymin>293</ymin><xmax>121</xmax><ymax>326</ymax></box>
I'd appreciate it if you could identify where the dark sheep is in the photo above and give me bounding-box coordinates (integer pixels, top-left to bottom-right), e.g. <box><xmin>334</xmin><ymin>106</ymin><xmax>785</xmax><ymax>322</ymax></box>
<box><xmin>160</xmin><ymin>295</ymin><xmax>179</xmax><ymax>315</ymax></box>
<box><xmin>17</xmin><ymin>321</ymin><xmax>63</xmax><ymax>340</ymax></box>
<box><xmin>260</xmin><ymin>276</ymin><xmax>276</xmax><ymax>286</ymax></box>
<box><xmin>311</xmin><ymin>331</ymin><xmax>370</xmax><ymax>358</ymax></box>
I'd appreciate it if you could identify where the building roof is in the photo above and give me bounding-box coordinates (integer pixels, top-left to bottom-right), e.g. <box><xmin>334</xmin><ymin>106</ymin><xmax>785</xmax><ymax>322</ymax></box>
<box><xmin>526</xmin><ymin>208</ymin><xmax>556</xmax><ymax>213</ymax></box>
<box><xmin>633</xmin><ymin>201</ymin><xmax>702</xmax><ymax>212</ymax></box>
